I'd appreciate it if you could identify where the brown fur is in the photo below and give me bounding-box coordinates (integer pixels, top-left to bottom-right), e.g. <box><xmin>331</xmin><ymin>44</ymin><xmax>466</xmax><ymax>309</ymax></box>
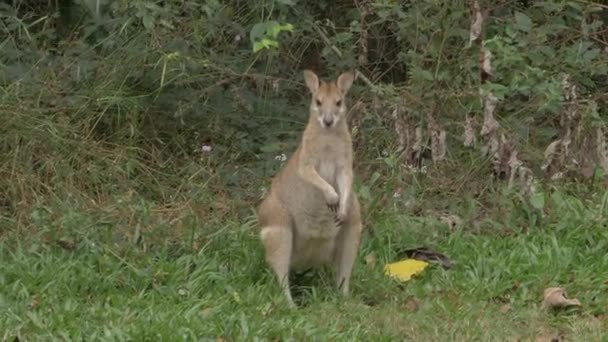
<box><xmin>257</xmin><ymin>70</ymin><xmax>363</xmax><ymax>307</ymax></box>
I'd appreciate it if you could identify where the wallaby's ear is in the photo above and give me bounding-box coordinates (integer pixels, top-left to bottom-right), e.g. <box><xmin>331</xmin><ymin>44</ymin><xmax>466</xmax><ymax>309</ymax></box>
<box><xmin>303</xmin><ymin>69</ymin><xmax>320</xmax><ymax>94</ymax></box>
<box><xmin>337</xmin><ymin>70</ymin><xmax>355</xmax><ymax>95</ymax></box>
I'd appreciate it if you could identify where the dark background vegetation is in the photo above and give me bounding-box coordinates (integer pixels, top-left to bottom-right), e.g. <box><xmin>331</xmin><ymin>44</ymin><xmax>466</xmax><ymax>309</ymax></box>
<box><xmin>2</xmin><ymin>0</ymin><xmax>606</xmax><ymax>242</ymax></box>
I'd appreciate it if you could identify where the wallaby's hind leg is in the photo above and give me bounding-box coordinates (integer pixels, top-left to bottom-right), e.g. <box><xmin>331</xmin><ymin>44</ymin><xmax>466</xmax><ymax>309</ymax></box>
<box><xmin>260</xmin><ymin>225</ymin><xmax>295</xmax><ymax>307</ymax></box>
<box><xmin>258</xmin><ymin>194</ymin><xmax>295</xmax><ymax>307</ymax></box>
<box><xmin>333</xmin><ymin>196</ymin><xmax>363</xmax><ymax>296</ymax></box>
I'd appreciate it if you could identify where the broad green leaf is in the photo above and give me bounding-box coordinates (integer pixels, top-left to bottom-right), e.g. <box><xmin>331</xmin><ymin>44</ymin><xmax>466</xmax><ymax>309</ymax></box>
<box><xmin>582</xmin><ymin>48</ymin><xmax>600</xmax><ymax>62</ymax></box>
<box><xmin>275</xmin><ymin>0</ymin><xmax>296</xmax><ymax>6</ymax></box>
<box><xmin>253</xmin><ymin>38</ymin><xmax>278</xmax><ymax>53</ymax></box>
<box><xmin>142</xmin><ymin>15</ymin><xmax>154</xmax><ymax>30</ymax></box>
<box><xmin>530</xmin><ymin>192</ymin><xmax>545</xmax><ymax>210</ymax></box>
<box><xmin>250</xmin><ymin>23</ymin><xmax>267</xmax><ymax>43</ymax></box>
<box><xmin>411</xmin><ymin>68</ymin><xmax>434</xmax><ymax>82</ymax></box>
<box><xmin>358</xmin><ymin>185</ymin><xmax>371</xmax><ymax>202</ymax></box>
<box><xmin>370</xmin><ymin>171</ymin><xmax>381</xmax><ymax>184</ymax></box>
<box><xmin>266</xmin><ymin>22</ymin><xmax>293</xmax><ymax>39</ymax></box>
<box><xmin>260</xmin><ymin>142</ymin><xmax>283</xmax><ymax>153</ymax></box>
<box><xmin>514</xmin><ymin>12</ymin><xmax>532</xmax><ymax>32</ymax></box>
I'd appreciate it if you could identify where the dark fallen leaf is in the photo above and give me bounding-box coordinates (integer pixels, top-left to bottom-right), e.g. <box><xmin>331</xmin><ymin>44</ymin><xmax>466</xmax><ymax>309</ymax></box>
<box><xmin>201</xmin><ymin>307</ymin><xmax>213</xmax><ymax>317</ymax></box>
<box><xmin>57</xmin><ymin>238</ymin><xmax>76</xmax><ymax>251</ymax></box>
<box><xmin>29</xmin><ymin>295</ymin><xmax>39</xmax><ymax>310</ymax></box>
<box><xmin>535</xmin><ymin>332</ymin><xmax>564</xmax><ymax>342</ymax></box>
<box><xmin>542</xmin><ymin>287</ymin><xmax>581</xmax><ymax>309</ymax></box>
<box><xmin>403</xmin><ymin>297</ymin><xmax>419</xmax><ymax>312</ymax></box>
<box><xmin>364</xmin><ymin>253</ymin><xmax>376</xmax><ymax>269</ymax></box>
<box><xmin>396</xmin><ymin>246</ymin><xmax>453</xmax><ymax>269</ymax></box>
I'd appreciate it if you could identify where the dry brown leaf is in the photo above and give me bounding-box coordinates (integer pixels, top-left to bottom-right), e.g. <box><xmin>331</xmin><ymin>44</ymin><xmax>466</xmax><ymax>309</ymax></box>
<box><xmin>272</xmin><ymin>79</ymin><xmax>280</xmax><ymax>94</ymax></box>
<box><xmin>562</xmin><ymin>74</ymin><xmax>578</xmax><ymax>103</ymax></box>
<box><xmin>481</xmin><ymin>48</ymin><xmax>493</xmax><ymax>76</ymax></box>
<box><xmin>580</xmin><ymin>157</ymin><xmax>595</xmax><ymax>179</ymax></box>
<box><xmin>431</xmin><ymin>129</ymin><xmax>446</xmax><ymax>162</ymax></box>
<box><xmin>391</xmin><ymin>107</ymin><xmax>407</xmax><ymax>154</ymax></box>
<box><xmin>439</xmin><ymin>214</ymin><xmax>462</xmax><ymax>230</ymax></box>
<box><xmin>427</xmin><ymin>110</ymin><xmax>446</xmax><ymax>163</ymax></box>
<box><xmin>507</xmin><ymin>149</ymin><xmax>522</xmax><ymax>188</ymax></box>
<box><xmin>480</xmin><ymin>92</ymin><xmax>499</xmax><ymax>135</ymax></box>
<box><xmin>403</xmin><ymin>297</ymin><xmax>420</xmax><ymax>312</ymax></box>
<box><xmin>480</xmin><ymin>90</ymin><xmax>500</xmax><ymax>157</ymax></box>
<box><xmin>550</xmin><ymin>171</ymin><xmax>565</xmax><ymax>181</ymax></box>
<box><xmin>201</xmin><ymin>307</ymin><xmax>213</xmax><ymax>317</ymax></box>
<box><xmin>30</xmin><ymin>295</ymin><xmax>39</xmax><ymax>310</ymax></box>
<box><xmin>518</xmin><ymin>166</ymin><xmax>535</xmax><ymax>195</ymax></box>
<box><xmin>535</xmin><ymin>333</ymin><xmax>564</xmax><ymax>342</ymax></box>
<box><xmin>542</xmin><ymin>287</ymin><xmax>581</xmax><ymax>309</ymax></box>
<box><xmin>541</xmin><ymin>139</ymin><xmax>561</xmax><ymax>172</ymax></box>
<box><xmin>499</xmin><ymin>303</ymin><xmax>512</xmax><ymax>314</ymax></box>
<box><xmin>407</xmin><ymin>125</ymin><xmax>423</xmax><ymax>166</ymax></box>
<box><xmin>597</xmin><ymin>128</ymin><xmax>608</xmax><ymax>176</ymax></box>
<box><xmin>57</xmin><ymin>238</ymin><xmax>76</xmax><ymax>251</ymax></box>
<box><xmin>467</xmin><ymin>0</ymin><xmax>483</xmax><ymax>48</ymax></box>
<box><xmin>191</xmin><ymin>240</ymin><xmax>201</xmax><ymax>251</ymax></box>
<box><xmin>463</xmin><ymin>114</ymin><xmax>476</xmax><ymax>147</ymax></box>
<box><xmin>413</xmin><ymin>126</ymin><xmax>422</xmax><ymax>153</ymax></box>
<box><xmin>364</xmin><ymin>253</ymin><xmax>377</xmax><ymax>269</ymax></box>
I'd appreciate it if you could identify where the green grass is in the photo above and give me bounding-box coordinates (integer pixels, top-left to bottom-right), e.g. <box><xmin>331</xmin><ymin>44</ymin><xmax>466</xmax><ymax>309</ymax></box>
<box><xmin>2</xmin><ymin>189</ymin><xmax>607</xmax><ymax>341</ymax></box>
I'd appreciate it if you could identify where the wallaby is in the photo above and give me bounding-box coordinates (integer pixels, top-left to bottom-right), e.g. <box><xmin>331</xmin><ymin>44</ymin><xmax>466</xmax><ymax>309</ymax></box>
<box><xmin>257</xmin><ymin>69</ymin><xmax>363</xmax><ymax>307</ymax></box>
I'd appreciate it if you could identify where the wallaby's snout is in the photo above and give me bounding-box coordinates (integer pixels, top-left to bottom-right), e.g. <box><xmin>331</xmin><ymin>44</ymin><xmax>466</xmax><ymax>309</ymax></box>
<box><xmin>322</xmin><ymin>116</ymin><xmax>334</xmax><ymax>127</ymax></box>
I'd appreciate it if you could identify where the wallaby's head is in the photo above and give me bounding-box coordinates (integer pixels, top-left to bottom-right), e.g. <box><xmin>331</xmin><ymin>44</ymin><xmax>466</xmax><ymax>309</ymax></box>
<box><xmin>303</xmin><ymin>70</ymin><xmax>355</xmax><ymax>129</ymax></box>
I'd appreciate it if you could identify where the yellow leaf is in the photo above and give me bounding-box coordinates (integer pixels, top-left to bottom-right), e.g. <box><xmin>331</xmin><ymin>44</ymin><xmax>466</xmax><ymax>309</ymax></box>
<box><xmin>384</xmin><ymin>259</ymin><xmax>429</xmax><ymax>282</ymax></box>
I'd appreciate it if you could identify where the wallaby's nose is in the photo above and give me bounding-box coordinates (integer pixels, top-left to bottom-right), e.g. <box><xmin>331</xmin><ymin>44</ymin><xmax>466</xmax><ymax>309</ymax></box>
<box><xmin>323</xmin><ymin>117</ymin><xmax>334</xmax><ymax>127</ymax></box>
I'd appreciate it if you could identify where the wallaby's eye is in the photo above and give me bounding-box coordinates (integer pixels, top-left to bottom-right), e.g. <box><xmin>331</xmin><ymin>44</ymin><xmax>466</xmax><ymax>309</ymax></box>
<box><xmin>315</xmin><ymin>99</ymin><xmax>322</xmax><ymax>106</ymax></box>
<box><xmin>336</xmin><ymin>100</ymin><xmax>342</xmax><ymax>106</ymax></box>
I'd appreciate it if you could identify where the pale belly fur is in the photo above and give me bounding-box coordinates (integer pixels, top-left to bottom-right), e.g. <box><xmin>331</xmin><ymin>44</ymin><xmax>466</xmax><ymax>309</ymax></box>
<box><xmin>289</xmin><ymin>205</ymin><xmax>341</xmax><ymax>270</ymax></box>
<box><xmin>279</xmin><ymin>155</ymin><xmax>342</xmax><ymax>270</ymax></box>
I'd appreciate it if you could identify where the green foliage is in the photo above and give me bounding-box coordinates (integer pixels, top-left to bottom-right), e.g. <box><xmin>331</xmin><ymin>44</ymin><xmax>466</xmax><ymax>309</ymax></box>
<box><xmin>250</xmin><ymin>21</ymin><xmax>294</xmax><ymax>53</ymax></box>
<box><xmin>0</xmin><ymin>0</ymin><xmax>605</xmax><ymax>227</ymax></box>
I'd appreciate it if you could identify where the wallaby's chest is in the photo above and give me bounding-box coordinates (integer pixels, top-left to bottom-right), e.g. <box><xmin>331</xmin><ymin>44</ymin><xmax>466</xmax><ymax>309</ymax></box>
<box><xmin>313</xmin><ymin>137</ymin><xmax>349</xmax><ymax>182</ymax></box>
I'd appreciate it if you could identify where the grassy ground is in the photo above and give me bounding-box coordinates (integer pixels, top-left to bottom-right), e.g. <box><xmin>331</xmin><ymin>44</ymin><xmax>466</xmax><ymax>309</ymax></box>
<box><xmin>2</xmin><ymin>184</ymin><xmax>607</xmax><ymax>341</ymax></box>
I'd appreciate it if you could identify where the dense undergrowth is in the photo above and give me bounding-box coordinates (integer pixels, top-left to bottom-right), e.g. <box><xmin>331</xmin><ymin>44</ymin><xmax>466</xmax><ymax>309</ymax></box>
<box><xmin>1</xmin><ymin>0</ymin><xmax>607</xmax><ymax>339</ymax></box>
<box><xmin>1</xmin><ymin>1</ymin><xmax>607</xmax><ymax>236</ymax></box>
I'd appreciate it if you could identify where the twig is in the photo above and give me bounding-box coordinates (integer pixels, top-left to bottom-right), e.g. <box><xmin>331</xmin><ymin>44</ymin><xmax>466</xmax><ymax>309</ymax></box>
<box><xmin>573</xmin><ymin>0</ymin><xmax>608</xmax><ymax>9</ymax></box>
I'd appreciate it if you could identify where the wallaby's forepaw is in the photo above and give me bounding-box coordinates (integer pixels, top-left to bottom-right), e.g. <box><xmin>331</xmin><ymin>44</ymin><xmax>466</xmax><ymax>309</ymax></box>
<box><xmin>335</xmin><ymin>207</ymin><xmax>347</xmax><ymax>224</ymax></box>
<box><xmin>325</xmin><ymin>189</ymin><xmax>339</xmax><ymax>210</ymax></box>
